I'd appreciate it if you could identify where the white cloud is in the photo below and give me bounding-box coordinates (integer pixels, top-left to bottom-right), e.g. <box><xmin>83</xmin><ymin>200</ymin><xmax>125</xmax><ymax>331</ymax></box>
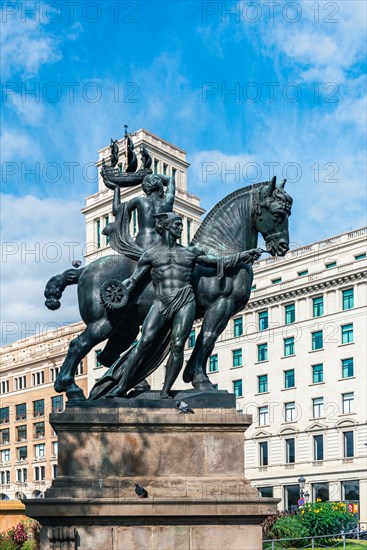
<box><xmin>1</xmin><ymin>194</ymin><xmax>86</xmax><ymax>343</ymax></box>
<box><xmin>1</xmin><ymin>128</ymin><xmax>42</xmax><ymax>163</ymax></box>
<box><xmin>0</xmin><ymin>15</ymin><xmax>61</xmax><ymax>79</ymax></box>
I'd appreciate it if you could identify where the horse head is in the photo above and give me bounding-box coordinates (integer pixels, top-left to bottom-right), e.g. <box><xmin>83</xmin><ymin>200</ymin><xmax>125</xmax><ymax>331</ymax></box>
<box><xmin>252</xmin><ymin>176</ymin><xmax>293</xmax><ymax>256</ymax></box>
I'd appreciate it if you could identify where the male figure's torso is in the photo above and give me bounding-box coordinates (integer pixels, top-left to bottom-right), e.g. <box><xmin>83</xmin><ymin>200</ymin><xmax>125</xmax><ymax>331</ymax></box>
<box><xmin>149</xmin><ymin>245</ymin><xmax>198</xmax><ymax>295</ymax></box>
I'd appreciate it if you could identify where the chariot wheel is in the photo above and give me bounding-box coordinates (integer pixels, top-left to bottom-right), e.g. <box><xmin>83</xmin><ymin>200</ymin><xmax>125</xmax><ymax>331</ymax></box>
<box><xmin>100</xmin><ymin>279</ymin><xmax>129</xmax><ymax>310</ymax></box>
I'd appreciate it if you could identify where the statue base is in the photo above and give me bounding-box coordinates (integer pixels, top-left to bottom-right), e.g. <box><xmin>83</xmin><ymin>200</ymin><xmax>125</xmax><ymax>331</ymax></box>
<box><xmin>26</xmin><ymin>397</ymin><xmax>279</xmax><ymax>549</ymax></box>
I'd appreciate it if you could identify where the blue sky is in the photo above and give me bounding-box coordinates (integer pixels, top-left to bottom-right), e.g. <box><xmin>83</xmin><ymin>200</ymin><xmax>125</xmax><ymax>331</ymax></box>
<box><xmin>1</xmin><ymin>0</ymin><xmax>366</xmax><ymax>343</ymax></box>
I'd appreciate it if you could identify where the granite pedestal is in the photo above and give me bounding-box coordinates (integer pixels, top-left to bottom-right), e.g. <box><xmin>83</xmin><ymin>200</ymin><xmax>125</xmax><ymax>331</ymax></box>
<box><xmin>26</xmin><ymin>392</ymin><xmax>279</xmax><ymax>549</ymax></box>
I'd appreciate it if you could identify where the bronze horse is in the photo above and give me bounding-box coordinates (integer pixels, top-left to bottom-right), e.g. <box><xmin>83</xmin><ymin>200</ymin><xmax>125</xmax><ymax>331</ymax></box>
<box><xmin>44</xmin><ymin>177</ymin><xmax>292</xmax><ymax>398</ymax></box>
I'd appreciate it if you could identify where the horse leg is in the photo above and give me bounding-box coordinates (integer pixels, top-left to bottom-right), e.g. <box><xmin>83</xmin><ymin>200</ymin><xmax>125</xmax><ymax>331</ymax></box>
<box><xmin>55</xmin><ymin>319</ymin><xmax>115</xmax><ymax>397</ymax></box>
<box><xmin>183</xmin><ymin>298</ymin><xmax>235</xmax><ymax>390</ymax></box>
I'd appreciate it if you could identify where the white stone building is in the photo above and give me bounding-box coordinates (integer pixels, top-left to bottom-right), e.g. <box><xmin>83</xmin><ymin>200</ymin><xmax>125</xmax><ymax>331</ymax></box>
<box><xmin>151</xmin><ymin>227</ymin><xmax>367</xmax><ymax>519</ymax></box>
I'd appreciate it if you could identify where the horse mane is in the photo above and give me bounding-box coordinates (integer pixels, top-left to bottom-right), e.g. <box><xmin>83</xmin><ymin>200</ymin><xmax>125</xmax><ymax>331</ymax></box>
<box><xmin>191</xmin><ymin>181</ymin><xmax>269</xmax><ymax>253</ymax></box>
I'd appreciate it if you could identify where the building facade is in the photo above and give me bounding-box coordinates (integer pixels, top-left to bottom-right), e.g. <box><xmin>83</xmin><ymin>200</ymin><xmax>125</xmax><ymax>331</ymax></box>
<box><xmin>150</xmin><ymin>227</ymin><xmax>367</xmax><ymax>519</ymax></box>
<box><xmin>0</xmin><ymin>322</ymin><xmax>87</xmax><ymax>501</ymax></box>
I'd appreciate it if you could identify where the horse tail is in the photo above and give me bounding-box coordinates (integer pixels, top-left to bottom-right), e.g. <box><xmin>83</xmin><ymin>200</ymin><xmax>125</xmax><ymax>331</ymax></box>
<box><xmin>44</xmin><ymin>268</ymin><xmax>84</xmax><ymax>310</ymax></box>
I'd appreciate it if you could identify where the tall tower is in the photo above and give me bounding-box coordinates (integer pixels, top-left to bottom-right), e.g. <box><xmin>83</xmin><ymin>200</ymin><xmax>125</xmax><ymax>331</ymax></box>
<box><xmin>82</xmin><ymin>128</ymin><xmax>205</xmax><ymax>265</ymax></box>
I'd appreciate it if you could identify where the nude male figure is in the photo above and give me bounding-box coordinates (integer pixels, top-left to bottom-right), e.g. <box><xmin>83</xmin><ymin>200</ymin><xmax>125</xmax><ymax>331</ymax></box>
<box><xmin>108</xmin><ymin>213</ymin><xmax>262</xmax><ymax>399</ymax></box>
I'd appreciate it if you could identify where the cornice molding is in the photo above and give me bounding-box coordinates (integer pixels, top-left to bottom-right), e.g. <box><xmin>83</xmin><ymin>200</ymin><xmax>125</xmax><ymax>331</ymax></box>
<box><xmin>247</xmin><ymin>270</ymin><xmax>367</xmax><ymax>309</ymax></box>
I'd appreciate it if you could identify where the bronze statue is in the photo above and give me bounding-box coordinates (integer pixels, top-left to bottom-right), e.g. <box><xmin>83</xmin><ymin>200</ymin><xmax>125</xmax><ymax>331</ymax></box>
<box><xmin>91</xmin><ymin>213</ymin><xmax>261</xmax><ymax>399</ymax></box>
<box><xmin>109</xmin><ymin>139</ymin><xmax>119</xmax><ymax>168</ymax></box>
<box><xmin>44</xmin><ymin>176</ymin><xmax>292</xmax><ymax>400</ymax></box>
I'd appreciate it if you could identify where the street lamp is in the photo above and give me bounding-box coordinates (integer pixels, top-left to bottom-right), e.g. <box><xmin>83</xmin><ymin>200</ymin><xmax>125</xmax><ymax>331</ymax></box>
<box><xmin>298</xmin><ymin>475</ymin><xmax>306</xmax><ymax>500</ymax></box>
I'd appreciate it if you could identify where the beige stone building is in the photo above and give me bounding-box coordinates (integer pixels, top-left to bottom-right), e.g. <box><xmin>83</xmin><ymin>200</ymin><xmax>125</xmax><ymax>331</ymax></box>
<box><xmin>0</xmin><ymin>322</ymin><xmax>87</xmax><ymax>501</ymax></box>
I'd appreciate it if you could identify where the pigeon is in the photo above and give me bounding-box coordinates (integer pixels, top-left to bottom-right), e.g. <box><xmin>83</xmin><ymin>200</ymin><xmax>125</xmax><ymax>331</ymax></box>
<box><xmin>72</xmin><ymin>260</ymin><xmax>82</xmax><ymax>268</ymax></box>
<box><xmin>135</xmin><ymin>483</ymin><xmax>148</xmax><ymax>499</ymax></box>
<box><xmin>176</xmin><ymin>400</ymin><xmax>194</xmax><ymax>414</ymax></box>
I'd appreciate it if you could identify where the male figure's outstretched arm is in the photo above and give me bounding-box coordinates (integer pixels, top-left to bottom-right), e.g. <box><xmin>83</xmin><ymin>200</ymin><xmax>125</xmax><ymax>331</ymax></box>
<box><xmin>123</xmin><ymin>251</ymin><xmax>152</xmax><ymax>292</ymax></box>
<box><xmin>193</xmin><ymin>246</ymin><xmax>263</xmax><ymax>266</ymax></box>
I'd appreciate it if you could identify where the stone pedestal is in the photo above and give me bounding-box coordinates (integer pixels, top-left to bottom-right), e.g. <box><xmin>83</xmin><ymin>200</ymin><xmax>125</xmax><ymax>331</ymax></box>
<box><xmin>26</xmin><ymin>394</ymin><xmax>279</xmax><ymax>549</ymax></box>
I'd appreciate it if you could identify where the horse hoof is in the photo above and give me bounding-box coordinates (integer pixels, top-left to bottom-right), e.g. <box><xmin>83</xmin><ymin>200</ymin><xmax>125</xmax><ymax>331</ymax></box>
<box><xmin>134</xmin><ymin>379</ymin><xmax>151</xmax><ymax>392</ymax></box>
<box><xmin>192</xmin><ymin>377</ymin><xmax>214</xmax><ymax>391</ymax></box>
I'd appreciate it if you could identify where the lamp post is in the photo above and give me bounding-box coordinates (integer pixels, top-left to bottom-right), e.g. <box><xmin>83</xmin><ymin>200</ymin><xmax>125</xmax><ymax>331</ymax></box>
<box><xmin>304</xmin><ymin>490</ymin><xmax>310</xmax><ymax>503</ymax></box>
<box><xmin>298</xmin><ymin>475</ymin><xmax>306</xmax><ymax>506</ymax></box>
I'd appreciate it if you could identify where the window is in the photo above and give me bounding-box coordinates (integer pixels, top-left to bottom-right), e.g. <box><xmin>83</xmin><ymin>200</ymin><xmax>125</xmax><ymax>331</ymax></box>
<box><xmin>312</xmin><ymin>364</ymin><xmax>324</xmax><ymax>384</ymax></box>
<box><xmin>284</xmin><ymin>337</ymin><xmax>294</xmax><ymax>356</ymax></box>
<box><xmin>96</xmin><ymin>219</ymin><xmax>101</xmax><ymax>249</ymax></box>
<box><xmin>187</xmin><ymin>219</ymin><xmax>191</xmax><ymax>244</ymax></box>
<box><xmin>50</xmin><ymin>367</ymin><xmax>60</xmax><ymax>382</ymax></box>
<box><xmin>285</xmin><ymin>485</ymin><xmax>299</xmax><ymax>510</ymax></box>
<box><xmin>312</xmin><ymin>397</ymin><xmax>324</xmax><ymax>418</ymax></box>
<box><xmin>298</xmin><ymin>269</ymin><xmax>308</xmax><ymax>277</ymax></box>
<box><xmin>104</xmin><ymin>215</ymin><xmax>109</xmax><ymax>244</ymax></box>
<box><xmin>0</xmin><ymin>470</ymin><xmax>10</xmax><ymax>484</ymax></box>
<box><xmin>17</xmin><ymin>426</ymin><xmax>27</xmax><ymax>442</ymax></box>
<box><xmin>0</xmin><ymin>381</ymin><xmax>9</xmax><ymax>394</ymax></box>
<box><xmin>16</xmin><ymin>403</ymin><xmax>26</xmax><ymax>421</ymax></box>
<box><xmin>258</xmin><ymin>486</ymin><xmax>273</xmax><ymax>498</ymax></box>
<box><xmin>208</xmin><ymin>354</ymin><xmax>218</xmax><ymax>373</ymax></box>
<box><xmin>51</xmin><ymin>396</ymin><xmax>64</xmax><ymax>413</ymax></box>
<box><xmin>258</xmin><ymin>375</ymin><xmax>268</xmax><ymax>393</ymax></box>
<box><xmin>285</xmin><ymin>438</ymin><xmax>295</xmax><ymax>463</ymax></box>
<box><xmin>95</xmin><ymin>349</ymin><xmax>103</xmax><ymax>367</ymax></box>
<box><xmin>326</xmin><ymin>261</ymin><xmax>336</xmax><ymax>269</ymax></box>
<box><xmin>342</xmin><ymin>358</ymin><xmax>354</xmax><ymax>378</ymax></box>
<box><xmin>34</xmin><ymin>422</ymin><xmax>45</xmax><ymax>439</ymax></box>
<box><xmin>355</xmin><ymin>253</ymin><xmax>366</xmax><ymax>260</ymax></box>
<box><xmin>172</xmin><ymin>167</ymin><xmax>177</xmax><ymax>180</ymax></box>
<box><xmin>33</xmin><ymin>400</ymin><xmax>44</xmax><ymax>417</ymax></box>
<box><xmin>342</xmin><ymin>480</ymin><xmax>359</xmax><ymax>501</ymax></box>
<box><xmin>52</xmin><ymin>441</ymin><xmax>58</xmax><ymax>457</ymax></box>
<box><xmin>343</xmin><ymin>431</ymin><xmax>354</xmax><ymax>457</ymax></box>
<box><xmin>313</xmin><ymin>434</ymin><xmax>324</xmax><ymax>461</ymax></box>
<box><xmin>272</xmin><ymin>277</ymin><xmax>282</xmax><ymax>284</ymax></box>
<box><xmin>313</xmin><ymin>296</ymin><xmax>324</xmax><ymax>317</ymax></box>
<box><xmin>0</xmin><ymin>429</ymin><xmax>10</xmax><ymax>444</ymax></box>
<box><xmin>188</xmin><ymin>329</ymin><xmax>196</xmax><ymax>348</ymax></box>
<box><xmin>258</xmin><ymin>406</ymin><xmax>269</xmax><ymax>426</ymax></box>
<box><xmin>342</xmin><ymin>392</ymin><xmax>354</xmax><ymax>414</ymax></box>
<box><xmin>251</xmin><ymin>284</ymin><xmax>256</xmax><ymax>291</ymax></box>
<box><xmin>52</xmin><ymin>464</ymin><xmax>58</xmax><ymax>479</ymax></box>
<box><xmin>32</xmin><ymin>371</ymin><xmax>44</xmax><ymax>386</ymax></box>
<box><xmin>153</xmin><ymin>159</ymin><xmax>158</xmax><ymax>174</ymax></box>
<box><xmin>34</xmin><ymin>444</ymin><xmax>45</xmax><ymax>459</ymax></box>
<box><xmin>257</xmin><ymin>343</ymin><xmax>268</xmax><ymax>362</ymax></box>
<box><xmin>1</xmin><ymin>449</ymin><xmax>10</xmax><ymax>463</ymax></box>
<box><xmin>259</xmin><ymin>310</ymin><xmax>268</xmax><ymax>331</ymax></box>
<box><xmin>76</xmin><ymin>361</ymin><xmax>84</xmax><ymax>375</ymax></box>
<box><xmin>0</xmin><ymin>407</ymin><xmax>9</xmax><ymax>424</ymax></box>
<box><xmin>15</xmin><ymin>375</ymin><xmax>27</xmax><ymax>390</ymax></box>
<box><xmin>259</xmin><ymin>441</ymin><xmax>268</xmax><ymax>466</ymax></box>
<box><xmin>342</xmin><ymin>288</ymin><xmax>354</xmax><ymax>310</ymax></box>
<box><xmin>17</xmin><ymin>469</ymin><xmax>27</xmax><ymax>483</ymax></box>
<box><xmin>34</xmin><ymin>466</ymin><xmax>46</xmax><ymax>481</ymax></box>
<box><xmin>312</xmin><ymin>482</ymin><xmax>329</xmax><ymax>502</ymax></box>
<box><xmin>233</xmin><ymin>317</ymin><xmax>243</xmax><ymax>337</ymax></box>
<box><xmin>163</xmin><ymin>163</ymin><xmax>167</xmax><ymax>175</ymax></box>
<box><xmin>284</xmin><ymin>402</ymin><xmax>296</xmax><ymax>422</ymax></box>
<box><xmin>17</xmin><ymin>446</ymin><xmax>27</xmax><ymax>461</ymax></box>
<box><xmin>284</xmin><ymin>369</ymin><xmax>295</xmax><ymax>388</ymax></box>
<box><xmin>232</xmin><ymin>349</ymin><xmax>242</xmax><ymax>368</ymax></box>
<box><xmin>341</xmin><ymin>324</ymin><xmax>353</xmax><ymax>344</ymax></box>
<box><xmin>233</xmin><ymin>379</ymin><xmax>243</xmax><ymax>397</ymax></box>
<box><xmin>312</xmin><ymin>330</ymin><xmax>323</xmax><ymax>350</ymax></box>
<box><xmin>285</xmin><ymin>304</ymin><xmax>295</xmax><ymax>324</ymax></box>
